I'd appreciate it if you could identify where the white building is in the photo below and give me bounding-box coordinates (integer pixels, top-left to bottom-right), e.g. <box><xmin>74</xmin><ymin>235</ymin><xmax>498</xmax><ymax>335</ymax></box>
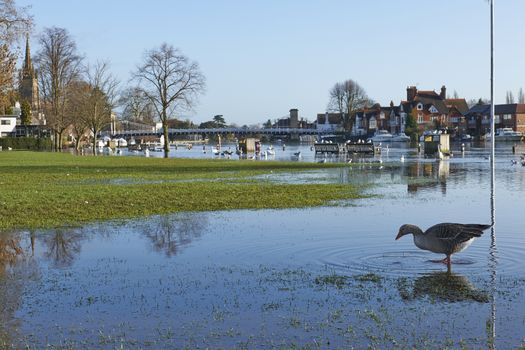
<box><xmin>0</xmin><ymin>115</ymin><xmax>17</xmax><ymax>137</ymax></box>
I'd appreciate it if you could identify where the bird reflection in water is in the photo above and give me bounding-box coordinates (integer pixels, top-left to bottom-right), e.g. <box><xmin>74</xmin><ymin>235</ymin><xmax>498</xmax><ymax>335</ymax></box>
<box><xmin>397</xmin><ymin>271</ymin><xmax>489</xmax><ymax>303</ymax></box>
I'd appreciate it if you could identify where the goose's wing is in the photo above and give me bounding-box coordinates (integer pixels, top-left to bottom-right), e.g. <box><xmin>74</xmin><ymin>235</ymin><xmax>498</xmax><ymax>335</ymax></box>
<box><xmin>426</xmin><ymin>223</ymin><xmax>491</xmax><ymax>248</ymax></box>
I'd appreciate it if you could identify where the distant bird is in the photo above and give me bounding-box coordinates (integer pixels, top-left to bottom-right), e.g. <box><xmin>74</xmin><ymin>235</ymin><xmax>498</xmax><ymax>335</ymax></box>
<box><xmin>293</xmin><ymin>151</ymin><xmax>301</xmax><ymax>157</ymax></box>
<box><xmin>317</xmin><ymin>158</ymin><xmax>326</xmax><ymax>164</ymax></box>
<box><xmin>347</xmin><ymin>159</ymin><xmax>353</xmax><ymax>164</ymax></box>
<box><xmin>396</xmin><ymin>223</ymin><xmax>491</xmax><ymax>266</ymax></box>
<box><xmin>511</xmin><ymin>159</ymin><xmax>518</xmax><ymax>165</ymax></box>
<box><xmin>400</xmin><ymin>155</ymin><xmax>405</xmax><ymax>162</ymax></box>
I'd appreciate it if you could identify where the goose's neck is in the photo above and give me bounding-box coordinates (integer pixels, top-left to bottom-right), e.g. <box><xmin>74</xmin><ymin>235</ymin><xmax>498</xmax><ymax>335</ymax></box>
<box><xmin>405</xmin><ymin>224</ymin><xmax>424</xmax><ymax>236</ymax></box>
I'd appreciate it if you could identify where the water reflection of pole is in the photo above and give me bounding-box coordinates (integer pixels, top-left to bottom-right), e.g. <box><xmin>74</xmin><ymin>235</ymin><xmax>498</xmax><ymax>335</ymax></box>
<box><xmin>489</xmin><ymin>0</ymin><xmax>497</xmax><ymax>349</ymax></box>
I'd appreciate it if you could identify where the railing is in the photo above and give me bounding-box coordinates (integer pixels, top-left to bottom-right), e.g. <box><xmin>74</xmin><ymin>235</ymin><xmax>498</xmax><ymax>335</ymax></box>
<box><xmin>101</xmin><ymin>127</ymin><xmax>326</xmax><ymax>138</ymax></box>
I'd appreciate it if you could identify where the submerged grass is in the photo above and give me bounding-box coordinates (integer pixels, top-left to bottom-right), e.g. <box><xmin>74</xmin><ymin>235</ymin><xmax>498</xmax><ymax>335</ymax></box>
<box><xmin>0</xmin><ymin>151</ymin><xmax>365</xmax><ymax>230</ymax></box>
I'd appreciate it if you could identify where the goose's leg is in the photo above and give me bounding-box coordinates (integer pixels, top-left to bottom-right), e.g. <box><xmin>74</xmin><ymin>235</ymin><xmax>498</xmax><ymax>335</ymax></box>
<box><xmin>440</xmin><ymin>255</ymin><xmax>451</xmax><ymax>265</ymax></box>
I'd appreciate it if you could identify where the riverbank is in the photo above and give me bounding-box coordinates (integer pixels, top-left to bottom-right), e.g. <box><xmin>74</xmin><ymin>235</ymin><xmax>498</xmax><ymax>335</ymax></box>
<box><xmin>0</xmin><ymin>151</ymin><xmax>365</xmax><ymax>230</ymax></box>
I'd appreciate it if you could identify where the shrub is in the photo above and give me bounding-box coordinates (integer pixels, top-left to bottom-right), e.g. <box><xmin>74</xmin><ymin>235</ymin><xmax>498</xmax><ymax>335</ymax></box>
<box><xmin>0</xmin><ymin>137</ymin><xmax>53</xmax><ymax>151</ymax></box>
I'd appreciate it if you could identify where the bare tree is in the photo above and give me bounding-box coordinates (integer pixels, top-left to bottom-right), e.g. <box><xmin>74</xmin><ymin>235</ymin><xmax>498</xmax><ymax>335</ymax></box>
<box><xmin>79</xmin><ymin>61</ymin><xmax>119</xmax><ymax>155</ymax></box>
<box><xmin>506</xmin><ymin>90</ymin><xmax>515</xmax><ymax>104</ymax></box>
<box><xmin>36</xmin><ymin>27</ymin><xmax>83</xmax><ymax>151</ymax></box>
<box><xmin>0</xmin><ymin>0</ymin><xmax>32</xmax><ymax>44</ymax></box>
<box><xmin>0</xmin><ymin>44</ymin><xmax>16</xmax><ymax>112</ymax></box>
<box><xmin>67</xmin><ymin>80</ymin><xmax>90</xmax><ymax>151</ymax></box>
<box><xmin>0</xmin><ymin>0</ymin><xmax>32</xmax><ymax>112</ymax></box>
<box><xmin>133</xmin><ymin>43</ymin><xmax>205</xmax><ymax>157</ymax></box>
<box><xmin>118</xmin><ymin>86</ymin><xmax>156</xmax><ymax>125</ymax></box>
<box><xmin>327</xmin><ymin>79</ymin><xmax>372</xmax><ymax>132</ymax></box>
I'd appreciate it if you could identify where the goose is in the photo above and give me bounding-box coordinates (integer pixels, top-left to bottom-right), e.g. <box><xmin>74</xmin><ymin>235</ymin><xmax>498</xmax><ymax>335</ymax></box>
<box><xmin>395</xmin><ymin>223</ymin><xmax>491</xmax><ymax>266</ymax></box>
<box><xmin>293</xmin><ymin>151</ymin><xmax>301</xmax><ymax>157</ymax></box>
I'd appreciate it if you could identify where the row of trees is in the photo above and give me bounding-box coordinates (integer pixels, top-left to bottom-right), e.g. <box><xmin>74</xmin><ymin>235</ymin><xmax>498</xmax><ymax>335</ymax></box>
<box><xmin>505</xmin><ymin>88</ymin><xmax>525</xmax><ymax>104</ymax></box>
<box><xmin>1</xmin><ymin>1</ymin><xmax>207</xmax><ymax>157</ymax></box>
<box><xmin>36</xmin><ymin>29</ymin><xmax>206</xmax><ymax>156</ymax></box>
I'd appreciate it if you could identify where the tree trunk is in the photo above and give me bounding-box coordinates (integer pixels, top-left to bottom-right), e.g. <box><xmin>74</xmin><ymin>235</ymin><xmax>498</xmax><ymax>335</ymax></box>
<box><xmin>57</xmin><ymin>131</ymin><xmax>63</xmax><ymax>152</ymax></box>
<box><xmin>92</xmin><ymin>128</ymin><xmax>97</xmax><ymax>156</ymax></box>
<box><xmin>75</xmin><ymin>137</ymin><xmax>81</xmax><ymax>154</ymax></box>
<box><xmin>53</xmin><ymin>131</ymin><xmax>58</xmax><ymax>152</ymax></box>
<box><xmin>163</xmin><ymin>120</ymin><xmax>169</xmax><ymax>158</ymax></box>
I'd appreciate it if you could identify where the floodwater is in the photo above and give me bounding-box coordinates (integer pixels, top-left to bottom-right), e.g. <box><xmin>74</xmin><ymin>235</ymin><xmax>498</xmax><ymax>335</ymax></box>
<box><xmin>2</xmin><ymin>142</ymin><xmax>525</xmax><ymax>349</ymax></box>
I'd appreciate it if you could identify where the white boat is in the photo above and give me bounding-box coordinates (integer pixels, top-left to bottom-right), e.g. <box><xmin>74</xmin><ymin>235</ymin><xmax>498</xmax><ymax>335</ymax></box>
<box><xmin>391</xmin><ymin>133</ymin><xmax>411</xmax><ymax>142</ymax></box>
<box><xmin>370</xmin><ymin>131</ymin><xmax>410</xmax><ymax>143</ymax></box>
<box><xmin>485</xmin><ymin>128</ymin><xmax>523</xmax><ymax>142</ymax></box>
<box><xmin>115</xmin><ymin>138</ymin><xmax>128</xmax><ymax>147</ymax></box>
<box><xmin>369</xmin><ymin>130</ymin><xmax>393</xmax><ymax>142</ymax></box>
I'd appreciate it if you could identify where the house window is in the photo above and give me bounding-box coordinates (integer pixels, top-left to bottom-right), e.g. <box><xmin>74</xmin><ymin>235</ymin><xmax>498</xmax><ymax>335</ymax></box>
<box><xmin>417</xmin><ymin>113</ymin><xmax>423</xmax><ymax>123</ymax></box>
<box><xmin>417</xmin><ymin>103</ymin><xmax>423</xmax><ymax>110</ymax></box>
<box><xmin>503</xmin><ymin>114</ymin><xmax>512</xmax><ymax>120</ymax></box>
<box><xmin>369</xmin><ymin>117</ymin><xmax>377</xmax><ymax>129</ymax></box>
<box><xmin>1</xmin><ymin>120</ymin><xmax>11</xmax><ymax>125</ymax></box>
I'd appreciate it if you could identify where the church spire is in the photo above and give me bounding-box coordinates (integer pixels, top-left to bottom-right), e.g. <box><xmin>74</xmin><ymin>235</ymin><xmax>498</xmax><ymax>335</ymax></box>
<box><xmin>22</xmin><ymin>33</ymin><xmax>34</xmax><ymax>77</ymax></box>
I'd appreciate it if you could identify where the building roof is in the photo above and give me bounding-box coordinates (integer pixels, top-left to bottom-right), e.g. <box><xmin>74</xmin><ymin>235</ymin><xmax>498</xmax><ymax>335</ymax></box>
<box><xmin>445</xmin><ymin>99</ymin><xmax>469</xmax><ymax>115</ymax></box>
<box><xmin>466</xmin><ymin>103</ymin><xmax>525</xmax><ymax>115</ymax></box>
<box><xmin>413</xmin><ymin>95</ymin><xmax>449</xmax><ymax>114</ymax></box>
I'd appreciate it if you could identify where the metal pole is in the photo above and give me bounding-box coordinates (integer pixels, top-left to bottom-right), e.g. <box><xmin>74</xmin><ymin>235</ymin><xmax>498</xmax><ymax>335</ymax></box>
<box><xmin>489</xmin><ymin>1</ymin><xmax>497</xmax><ymax>349</ymax></box>
<box><xmin>490</xmin><ymin>0</ymin><xmax>495</xmax><ymax>186</ymax></box>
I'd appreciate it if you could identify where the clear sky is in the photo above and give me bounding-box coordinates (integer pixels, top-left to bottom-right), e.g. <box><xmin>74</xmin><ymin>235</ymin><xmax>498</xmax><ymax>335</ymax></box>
<box><xmin>16</xmin><ymin>0</ymin><xmax>525</xmax><ymax>125</ymax></box>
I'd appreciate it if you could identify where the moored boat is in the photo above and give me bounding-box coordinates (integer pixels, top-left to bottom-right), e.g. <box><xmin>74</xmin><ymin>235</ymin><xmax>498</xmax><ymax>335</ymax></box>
<box><xmin>484</xmin><ymin>128</ymin><xmax>523</xmax><ymax>142</ymax></box>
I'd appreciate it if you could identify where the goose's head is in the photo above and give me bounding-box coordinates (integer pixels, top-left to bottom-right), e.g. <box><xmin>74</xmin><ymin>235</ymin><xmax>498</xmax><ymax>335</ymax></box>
<box><xmin>395</xmin><ymin>224</ymin><xmax>420</xmax><ymax>240</ymax></box>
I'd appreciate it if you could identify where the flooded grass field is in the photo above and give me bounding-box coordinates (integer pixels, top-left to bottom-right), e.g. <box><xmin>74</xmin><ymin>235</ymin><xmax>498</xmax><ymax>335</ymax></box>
<box><xmin>1</xmin><ymin>143</ymin><xmax>525</xmax><ymax>349</ymax></box>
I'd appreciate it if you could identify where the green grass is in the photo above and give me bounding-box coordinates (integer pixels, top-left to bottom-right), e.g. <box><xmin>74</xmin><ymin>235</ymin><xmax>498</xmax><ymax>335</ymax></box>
<box><xmin>0</xmin><ymin>151</ymin><xmax>366</xmax><ymax>230</ymax></box>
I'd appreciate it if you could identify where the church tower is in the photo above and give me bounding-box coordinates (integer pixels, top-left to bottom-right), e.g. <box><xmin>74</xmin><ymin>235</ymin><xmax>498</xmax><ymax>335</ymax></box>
<box><xmin>19</xmin><ymin>35</ymin><xmax>40</xmax><ymax>116</ymax></box>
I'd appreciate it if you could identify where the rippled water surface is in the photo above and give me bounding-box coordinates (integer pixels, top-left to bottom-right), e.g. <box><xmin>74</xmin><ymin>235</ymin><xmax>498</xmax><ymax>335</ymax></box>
<box><xmin>2</xmin><ymin>143</ymin><xmax>525</xmax><ymax>349</ymax></box>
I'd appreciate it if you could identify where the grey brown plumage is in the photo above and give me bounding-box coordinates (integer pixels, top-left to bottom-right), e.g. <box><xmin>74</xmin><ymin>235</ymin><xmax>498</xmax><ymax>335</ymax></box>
<box><xmin>396</xmin><ymin>223</ymin><xmax>491</xmax><ymax>265</ymax></box>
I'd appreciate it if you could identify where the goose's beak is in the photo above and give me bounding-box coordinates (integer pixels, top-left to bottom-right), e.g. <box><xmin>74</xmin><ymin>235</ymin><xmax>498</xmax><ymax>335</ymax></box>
<box><xmin>395</xmin><ymin>232</ymin><xmax>403</xmax><ymax>240</ymax></box>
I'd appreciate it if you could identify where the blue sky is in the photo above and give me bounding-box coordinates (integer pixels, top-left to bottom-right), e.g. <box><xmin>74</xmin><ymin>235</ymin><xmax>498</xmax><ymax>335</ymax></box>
<box><xmin>17</xmin><ymin>0</ymin><xmax>525</xmax><ymax>125</ymax></box>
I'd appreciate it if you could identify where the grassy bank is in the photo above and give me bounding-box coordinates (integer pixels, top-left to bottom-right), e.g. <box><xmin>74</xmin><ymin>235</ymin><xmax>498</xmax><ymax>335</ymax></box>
<box><xmin>0</xmin><ymin>151</ymin><xmax>365</xmax><ymax>230</ymax></box>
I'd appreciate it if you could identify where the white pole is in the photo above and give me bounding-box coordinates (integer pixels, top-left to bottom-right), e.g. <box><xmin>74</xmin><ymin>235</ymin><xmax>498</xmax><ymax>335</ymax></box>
<box><xmin>489</xmin><ymin>1</ymin><xmax>497</xmax><ymax>349</ymax></box>
<box><xmin>490</xmin><ymin>0</ymin><xmax>495</xmax><ymax>190</ymax></box>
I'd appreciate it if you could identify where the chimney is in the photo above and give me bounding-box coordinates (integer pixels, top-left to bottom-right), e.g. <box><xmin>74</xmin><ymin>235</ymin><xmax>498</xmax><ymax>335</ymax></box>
<box><xmin>407</xmin><ymin>86</ymin><xmax>417</xmax><ymax>101</ymax></box>
<box><xmin>440</xmin><ymin>85</ymin><xmax>446</xmax><ymax>99</ymax></box>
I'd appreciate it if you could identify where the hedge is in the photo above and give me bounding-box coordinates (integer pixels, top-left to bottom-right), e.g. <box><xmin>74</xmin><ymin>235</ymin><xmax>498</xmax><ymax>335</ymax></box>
<box><xmin>0</xmin><ymin>137</ymin><xmax>53</xmax><ymax>151</ymax></box>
